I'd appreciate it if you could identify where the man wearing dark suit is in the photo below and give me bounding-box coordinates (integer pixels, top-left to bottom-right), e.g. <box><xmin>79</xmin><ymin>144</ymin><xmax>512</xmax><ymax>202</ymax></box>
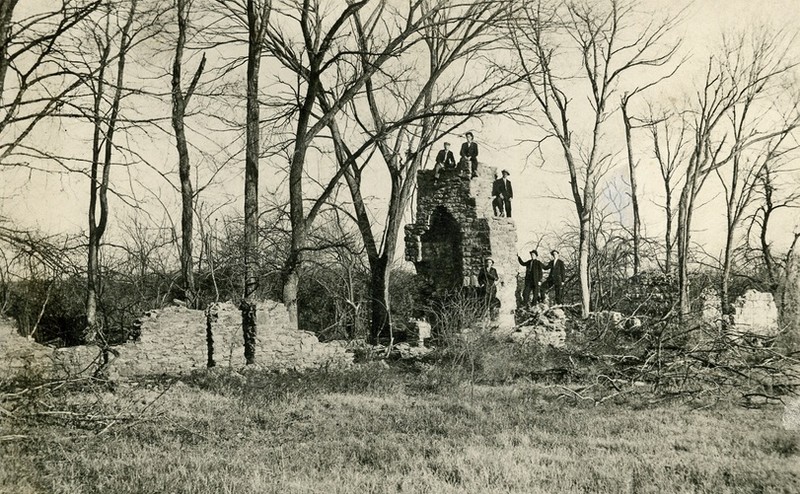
<box><xmin>491</xmin><ymin>169</ymin><xmax>513</xmax><ymax>217</ymax></box>
<box><xmin>542</xmin><ymin>250</ymin><xmax>566</xmax><ymax>305</ymax></box>
<box><xmin>433</xmin><ymin>142</ymin><xmax>456</xmax><ymax>182</ymax></box>
<box><xmin>459</xmin><ymin>132</ymin><xmax>479</xmax><ymax>178</ymax></box>
<box><xmin>518</xmin><ymin>249</ymin><xmax>544</xmax><ymax>306</ymax></box>
<box><xmin>478</xmin><ymin>257</ymin><xmax>500</xmax><ymax>316</ymax></box>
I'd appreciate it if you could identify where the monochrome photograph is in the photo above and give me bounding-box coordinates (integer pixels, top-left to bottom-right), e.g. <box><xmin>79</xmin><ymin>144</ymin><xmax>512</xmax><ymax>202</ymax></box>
<box><xmin>1</xmin><ymin>0</ymin><xmax>799</xmax><ymax>492</ymax></box>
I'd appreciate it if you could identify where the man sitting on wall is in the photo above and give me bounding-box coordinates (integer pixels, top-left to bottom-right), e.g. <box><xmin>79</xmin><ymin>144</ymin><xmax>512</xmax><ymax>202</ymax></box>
<box><xmin>459</xmin><ymin>132</ymin><xmax>479</xmax><ymax>178</ymax></box>
<box><xmin>433</xmin><ymin>141</ymin><xmax>456</xmax><ymax>183</ymax></box>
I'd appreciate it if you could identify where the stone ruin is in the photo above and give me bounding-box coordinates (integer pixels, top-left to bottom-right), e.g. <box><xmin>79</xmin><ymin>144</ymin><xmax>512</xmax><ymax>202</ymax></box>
<box><xmin>730</xmin><ymin>290</ymin><xmax>780</xmax><ymax>337</ymax></box>
<box><xmin>405</xmin><ymin>164</ymin><xmax>518</xmax><ymax>329</ymax></box>
<box><xmin>0</xmin><ymin>301</ymin><xmax>353</xmax><ymax>382</ymax></box>
<box><xmin>510</xmin><ymin>305</ymin><xmax>567</xmax><ymax>348</ymax></box>
<box><xmin>701</xmin><ymin>288</ymin><xmax>781</xmax><ymax>338</ymax></box>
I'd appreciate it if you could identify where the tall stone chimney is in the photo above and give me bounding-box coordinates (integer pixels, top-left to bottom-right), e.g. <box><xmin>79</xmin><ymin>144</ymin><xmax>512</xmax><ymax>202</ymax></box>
<box><xmin>404</xmin><ymin>165</ymin><xmax>518</xmax><ymax>329</ymax></box>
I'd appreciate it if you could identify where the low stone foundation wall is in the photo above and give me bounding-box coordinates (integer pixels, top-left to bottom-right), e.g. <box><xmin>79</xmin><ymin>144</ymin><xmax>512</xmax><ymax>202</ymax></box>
<box><xmin>1</xmin><ymin>301</ymin><xmax>353</xmax><ymax>382</ymax></box>
<box><xmin>0</xmin><ymin>318</ymin><xmax>101</xmax><ymax>380</ymax></box>
<box><xmin>119</xmin><ymin>301</ymin><xmax>351</xmax><ymax>377</ymax></box>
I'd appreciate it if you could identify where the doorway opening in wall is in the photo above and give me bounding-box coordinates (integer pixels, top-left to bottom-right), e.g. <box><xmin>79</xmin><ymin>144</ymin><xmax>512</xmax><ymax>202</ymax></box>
<box><xmin>419</xmin><ymin>207</ymin><xmax>463</xmax><ymax>292</ymax></box>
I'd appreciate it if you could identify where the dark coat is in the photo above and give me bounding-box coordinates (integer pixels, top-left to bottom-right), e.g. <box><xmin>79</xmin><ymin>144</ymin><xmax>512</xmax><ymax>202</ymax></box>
<box><xmin>492</xmin><ymin>178</ymin><xmax>513</xmax><ymax>199</ymax></box>
<box><xmin>478</xmin><ymin>266</ymin><xmax>498</xmax><ymax>287</ymax></box>
<box><xmin>436</xmin><ymin>149</ymin><xmax>456</xmax><ymax>168</ymax></box>
<box><xmin>460</xmin><ymin>141</ymin><xmax>478</xmax><ymax>160</ymax></box>
<box><xmin>518</xmin><ymin>256</ymin><xmax>543</xmax><ymax>284</ymax></box>
<box><xmin>544</xmin><ymin>259</ymin><xmax>566</xmax><ymax>283</ymax></box>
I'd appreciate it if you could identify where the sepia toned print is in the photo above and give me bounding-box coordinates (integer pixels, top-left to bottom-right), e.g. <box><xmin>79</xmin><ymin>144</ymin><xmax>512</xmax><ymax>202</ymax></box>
<box><xmin>2</xmin><ymin>1</ymin><xmax>799</xmax><ymax>492</ymax></box>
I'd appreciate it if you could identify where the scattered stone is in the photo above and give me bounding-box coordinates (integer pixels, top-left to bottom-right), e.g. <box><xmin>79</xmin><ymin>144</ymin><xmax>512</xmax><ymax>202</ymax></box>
<box><xmin>593</xmin><ymin>311</ymin><xmax>624</xmax><ymax>328</ymax></box>
<box><xmin>407</xmin><ymin>318</ymin><xmax>432</xmax><ymax>346</ymax></box>
<box><xmin>510</xmin><ymin>304</ymin><xmax>567</xmax><ymax>348</ymax></box>
<box><xmin>392</xmin><ymin>342</ymin><xmax>433</xmax><ymax>360</ymax></box>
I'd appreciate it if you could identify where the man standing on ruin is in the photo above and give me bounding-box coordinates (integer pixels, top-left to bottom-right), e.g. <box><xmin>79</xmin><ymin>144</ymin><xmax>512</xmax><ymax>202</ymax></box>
<box><xmin>478</xmin><ymin>257</ymin><xmax>500</xmax><ymax>316</ymax></box>
<box><xmin>460</xmin><ymin>131</ymin><xmax>479</xmax><ymax>178</ymax></box>
<box><xmin>491</xmin><ymin>169</ymin><xmax>513</xmax><ymax>217</ymax></box>
<box><xmin>433</xmin><ymin>141</ymin><xmax>455</xmax><ymax>183</ymax></box>
<box><xmin>518</xmin><ymin>249</ymin><xmax>544</xmax><ymax>306</ymax></box>
<box><xmin>542</xmin><ymin>250</ymin><xmax>566</xmax><ymax>305</ymax></box>
<box><xmin>492</xmin><ymin>170</ymin><xmax>504</xmax><ymax>216</ymax></box>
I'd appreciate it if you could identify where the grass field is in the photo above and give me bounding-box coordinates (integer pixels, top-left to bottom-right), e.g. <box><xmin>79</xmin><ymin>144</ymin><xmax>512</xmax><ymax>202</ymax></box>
<box><xmin>2</xmin><ymin>361</ymin><xmax>799</xmax><ymax>494</ymax></box>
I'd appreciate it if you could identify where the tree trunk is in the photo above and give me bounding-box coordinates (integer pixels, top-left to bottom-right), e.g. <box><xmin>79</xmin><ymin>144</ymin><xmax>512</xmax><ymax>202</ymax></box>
<box><xmin>241</xmin><ymin>0</ymin><xmax>264</xmax><ymax>364</ymax></box>
<box><xmin>368</xmin><ymin>255</ymin><xmax>390</xmax><ymax>344</ymax></box>
<box><xmin>578</xmin><ymin>215</ymin><xmax>591</xmax><ymax>318</ymax></box>
<box><xmin>171</xmin><ymin>0</ymin><xmax>205</xmax><ymax>305</ymax></box>
<box><xmin>760</xmin><ymin>174</ymin><xmax>776</xmax><ymax>286</ymax></box>
<box><xmin>284</xmin><ymin>92</ymin><xmax>316</xmax><ymax>328</ymax></box>
<box><xmin>0</xmin><ymin>0</ymin><xmax>18</xmax><ymax>97</ymax></box>
<box><xmin>621</xmin><ymin>97</ymin><xmax>640</xmax><ymax>276</ymax></box>
<box><xmin>664</xmin><ymin>192</ymin><xmax>673</xmax><ymax>275</ymax></box>
<box><xmin>282</xmin><ymin>268</ymin><xmax>299</xmax><ymax>327</ymax></box>
<box><xmin>721</xmin><ymin>228</ymin><xmax>734</xmax><ymax>316</ymax></box>
<box><xmin>85</xmin><ymin>238</ymin><xmax>99</xmax><ymax>342</ymax></box>
<box><xmin>676</xmin><ymin>185</ymin><xmax>692</xmax><ymax>317</ymax></box>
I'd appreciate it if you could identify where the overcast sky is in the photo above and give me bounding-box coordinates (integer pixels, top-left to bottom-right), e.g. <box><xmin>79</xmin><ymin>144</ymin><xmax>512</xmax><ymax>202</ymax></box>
<box><xmin>2</xmin><ymin>0</ymin><xmax>800</xmax><ymax>272</ymax></box>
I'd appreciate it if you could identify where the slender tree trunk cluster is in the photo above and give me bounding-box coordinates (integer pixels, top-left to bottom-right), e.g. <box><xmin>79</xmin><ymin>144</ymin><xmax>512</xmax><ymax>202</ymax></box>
<box><xmin>171</xmin><ymin>0</ymin><xmax>206</xmax><ymax>306</ymax></box>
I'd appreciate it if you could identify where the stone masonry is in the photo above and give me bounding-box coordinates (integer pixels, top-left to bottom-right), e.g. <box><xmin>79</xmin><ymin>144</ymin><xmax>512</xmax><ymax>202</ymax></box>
<box><xmin>405</xmin><ymin>165</ymin><xmax>518</xmax><ymax>328</ymax></box>
<box><xmin>0</xmin><ymin>301</ymin><xmax>352</xmax><ymax>382</ymax></box>
<box><xmin>122</xmin><ymin>301</ymin><xmax>351</xmax><ymax>376</ymax></box>
<box><xmin>730</xmin><ymin>289</ymin><xmax>779</xmax><ymax>337</ymax></box>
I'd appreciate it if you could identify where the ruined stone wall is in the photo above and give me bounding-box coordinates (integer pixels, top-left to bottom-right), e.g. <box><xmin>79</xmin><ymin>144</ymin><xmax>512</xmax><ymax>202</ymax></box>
<box><xmin>730</xmin><ymin>290</ymin><xmax>779</xmax><ymax>337</ymax></box>
<box><xmin>0</xmin><ymin>317</ymin><xmax>100</xmax><ymax>380</ymax></box>
<box><xmin>405</xmin><ymin>166</ymin><xmax>518</xmax><ymax>327</ymax></box>
<box><xmin>0</xmin><ymin>301</ymin><xmax>352</xmax><ymax>382</ymax></box>
<box><xmin>121</xmin><ymin>301</ymin><xmax>350</xmax><ymax>376</ymax></box>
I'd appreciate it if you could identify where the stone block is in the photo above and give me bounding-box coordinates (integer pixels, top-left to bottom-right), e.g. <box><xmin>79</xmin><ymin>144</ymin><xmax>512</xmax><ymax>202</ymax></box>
<box><xmin>731</xmin><ymin>290</ymin><xmax>779</xmax><ymax>337</ymax></box>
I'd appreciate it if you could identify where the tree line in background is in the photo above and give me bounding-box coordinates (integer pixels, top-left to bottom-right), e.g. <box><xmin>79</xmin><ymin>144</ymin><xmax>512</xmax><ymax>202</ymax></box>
<box><xmin>0</xmin><ymin>0</ymin><xmax>799</xmax><ymax>358</ymax></box>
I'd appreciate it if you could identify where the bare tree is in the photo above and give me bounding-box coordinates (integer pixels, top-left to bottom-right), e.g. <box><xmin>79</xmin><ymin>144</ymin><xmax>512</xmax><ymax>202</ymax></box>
<box><xmin>264</xmin><ymin>0</ymin><xmax>447</xmax><ymax>327</ymax></box>
<box><xmin>0</xmin><ymin>1</ymin><xmax>101</xmax><ymax>164</ymax></box>
<box><xmin>171</xmin><ymin>0</ymin><xmax>207</xmax><ymax>305</ymax></box>
<box><xmin>620</xmin><ymin>66</ymin><xmax>681</xmax><ymax>276</ymax></box>
<box><xmin>675</xmin><ymin>31</ymin><xmax>800</xmax><ymax>317</ymax></box>
<box><xmin>510</xmin><ymin>0</ymin><xmax>679</xmax><ymax>317</ymax></box>
<box><xmin>746</xmin><ymin>157</ymin><xmax>800</xmax><ymax>287</ymax></box>
<box><xmin>648</xmin><ymin>110</ymin><xmax>688</xmax><ymax>275</ymax></box>
<box><xmin>63</xmin><ymin>0</ymin><xmax>165</xmax><ymax>343</ymax></box>
<box><xmin>323</xmin><ymin>0</ymin><xmax>518</xmax><ymax>342</ymax></box>
<box><xmin>715</xmin><ymin>120</ymin><xmax>798</xmax><ymax>312</ymax></box>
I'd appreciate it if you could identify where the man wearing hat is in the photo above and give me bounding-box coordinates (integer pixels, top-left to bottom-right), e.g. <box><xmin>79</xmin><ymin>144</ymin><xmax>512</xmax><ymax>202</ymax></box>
<box><xmin>491</xmin><ymin>169</ymin><xmax>513</xmax><ymax>217</ymax></box>
<box><xmin>491</xmin><ymin>170</ymin><xmax>504</xmax><ymax>216</ymax></box>
<box><xmin>433</xmin><ymin>141</ymin><xmax>456</xmax><ymax>182</ymax></box>
<box><xmin>459</xmin><ymin>132</ymin><xmax>479</xmax><ymax>178</ymax></box>
<box><xmin>518</xmin><ymin>249</ymin><xmax>544</xmax><ymax>306</ymax></box>
<box><xmin>478</xmin><ymin>257</ymin><xmax>500</xmax><ymax>316</ymax></box>
<box><xmin>542</xmin><ymin>250</ymin><xmax>566</xmax><ymax>305</ymax></box>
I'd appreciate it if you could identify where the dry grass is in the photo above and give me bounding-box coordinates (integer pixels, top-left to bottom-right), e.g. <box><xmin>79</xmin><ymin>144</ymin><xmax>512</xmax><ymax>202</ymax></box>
<box><xmin>2</xmin><ymin>361</ymin><xmax>798</xmax><ymax>494</ymax></box>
